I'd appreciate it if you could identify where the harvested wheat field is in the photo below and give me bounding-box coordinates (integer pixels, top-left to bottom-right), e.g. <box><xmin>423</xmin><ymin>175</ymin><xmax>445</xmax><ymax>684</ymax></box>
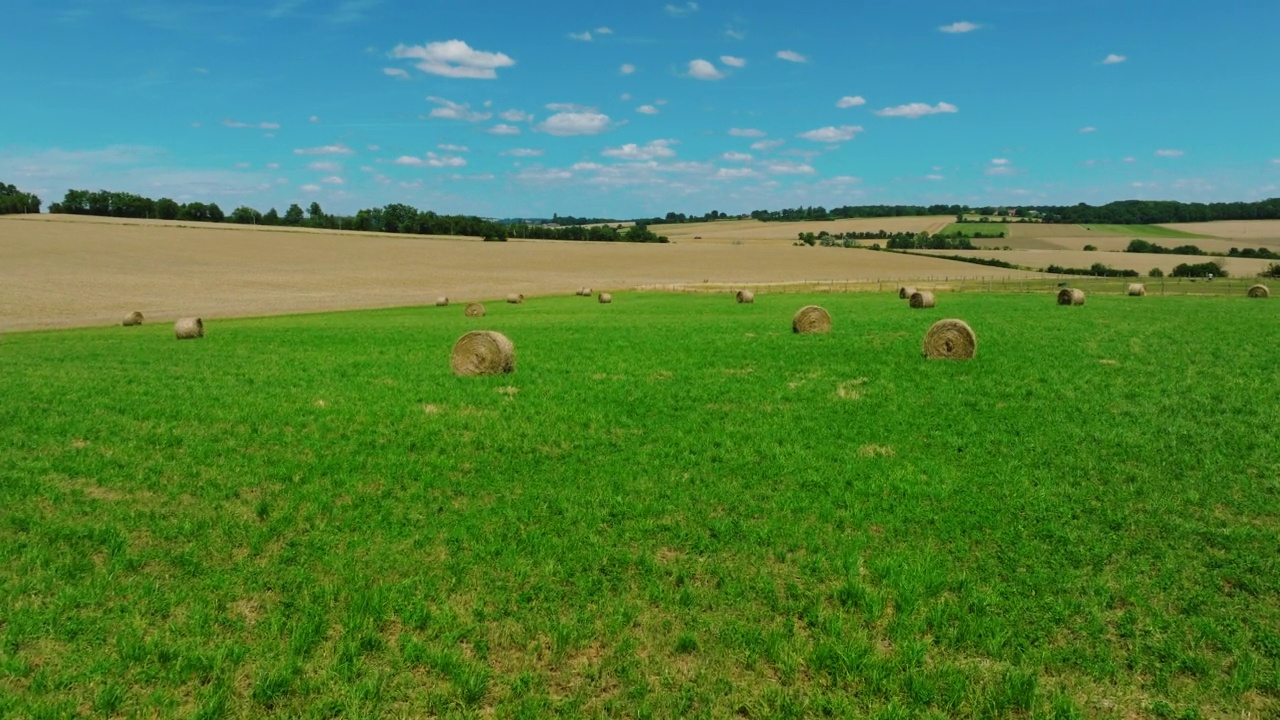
<box><xmin>914</xmin><ymin>248</ymin><xmax>1275</xmax><ymax>277</ymax></box>
<box><xmin>1159</xmin><ymin>220</ymin><xmax>1280</xmax><ymax>243</ymax></box>
<box><xmin>653</xmin><ymin>216</ymin><xmax>954</xmax><ymax>245</ymax></box>
<box><xmin>0</xmin><ymin>215</ymin><xmax>1036</xmax><ymax>332</ymax></box>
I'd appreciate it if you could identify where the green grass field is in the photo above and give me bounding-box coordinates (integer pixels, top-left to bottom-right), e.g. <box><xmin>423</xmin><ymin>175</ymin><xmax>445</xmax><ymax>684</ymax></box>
<box><xmin>1080</xmin><ymin>224</ymin><xmax>1216</xmax><ymax>239</ymax></box>
<box><xmin>2</xmin><ymin>293</ymin><xmax>1278</xmax><ymax>719</ymax></box>
<box><xmin>941</xmin><ymin>222</ymin><xmax>1013</xmax><ymax>239</ymax></box>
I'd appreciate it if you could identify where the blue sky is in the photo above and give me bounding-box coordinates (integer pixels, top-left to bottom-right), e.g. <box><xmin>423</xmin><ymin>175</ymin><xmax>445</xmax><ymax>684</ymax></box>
<box><xmin>2</xmin><ymin>0</ymin><xmax>1279</xmax><ymax>218</ymax></box>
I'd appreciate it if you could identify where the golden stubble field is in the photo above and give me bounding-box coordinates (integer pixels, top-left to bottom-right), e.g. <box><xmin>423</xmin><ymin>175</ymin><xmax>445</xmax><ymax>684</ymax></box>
<box><xmin>0</xmin><ymin>215</ymin><xmax>1034</xmax><ymax>332</ymax></box>
<box><xmin>653</xmin><ymin>216</ymin><xmax>955</xmax><ymax>244</ymax></box>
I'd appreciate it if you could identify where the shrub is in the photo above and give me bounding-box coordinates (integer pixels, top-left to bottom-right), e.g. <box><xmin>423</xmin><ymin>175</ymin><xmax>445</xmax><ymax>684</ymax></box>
<box><xmin>1170</xmin><ymin>261</ymin><xmax>1226</xmax><ymax>278</ymax></box>
<box><xmin>1148</xmin><ymin>268</ymin><xmax>1165</xmax><ymax>278</ymax></box>
<box><xmin>1083</xmin><ymin>245</ymin><xmax>1097</xmax><ymax>251</ymax></box>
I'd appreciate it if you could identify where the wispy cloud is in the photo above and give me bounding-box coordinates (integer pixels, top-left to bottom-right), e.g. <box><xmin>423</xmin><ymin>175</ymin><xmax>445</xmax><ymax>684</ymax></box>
<box><xmin>620</xmin><ymin>63</ymin><xmax>636</xmax><ymax>75</ymax></box>
<box><xmin>602</xmin><ymin>139</ymin><xmax>677</xmax><ymax>160</ymax></box>
<box><xmin>294</xmin><ymin>144</ymin><xmax>354</xmax><ymax>156</ymax></box>
<box><xmin>307</xmin><ymin>161</ymin><xmax>342</xmax><ymax>172</ymax></box>
<box><xmin>300</xmin><ymin>183</ymin><xmax>322</xmax><ymax>192</ymax></box>
<box><xmin>665</xmin><ymin>2</ymin><xmax>699</xmax><ymax>16</ymax></box>
<box><xmin>390</xmin><ymin>39</ymin><xmax>515</xmax><ymax>79</ymax></box>
<box><xmin>1102</xmin><ymin>53</ymin><xmax>1127</xmax><ymax>65</ymax></box>
<box><xmin>596</xmin><ymin>27</ymin><xmax>613</xmax><ymax>34</ymax></box>
<box><xmin>729</xmin><ymin>128</ymin><xmax>765</xmax><ymax>138</ymax></box>
<box><xmin>637</xmin><ymin>105</ymin><xmax>659</xmax><ymax>115</ymax></box>
<box><xmin>538</xmin><ymin>112</ymin><xmax>611</xmax><ymax>136</ymax></box>
<box><xmin>875</xmin><ymin>101</ymin><xmax>958</xmax><ymax>119</ymax></box>
<box><xmin>438</xmin><ymin>144</ymin><xmax>470</xmax><ymax>152</ymax></box>
<box><xmin>939</xmin><ymin>21</ymin><xmax>980</xmax><ymax>33</ymax></box>
<box><xmin>499</xmin><ymin>109</ymin><xmax>531</xmax><ymax>122</ymax></box>
<box><xmin>569</xmin><ymin>31</ymin><xmax>593</xmax><ymax>41</ymax></box>
<box><xmin>487</xmin><ymin>124</ymin><xmax>522</xmax><ymax>136</ymax></box>
<box><xmin>722</xmin><ymin>152</ymin><xmax>752</xmax><ymax>161</ymax></box>
<box><xmin>1079</xmin><ymin>126</ymin><xmax>1097</xmax><ymax>134</ymax></box>
<box><xmin>426</xmin><ymin>96</ymin><xmax>492</xmax><ymax>122</ymax></box>
<box><xmin>328</xmin><ymin>0</ymin><xmax>381</xmax><ymax>24</ymax></box>
<box><xmin>382</xmin><ymin>67</ymin><xmax>410</xmax><ymax>80</ymax></box>
<box><xmin>798</xmin><ymin>125</ymin><xmax>863</xmax><ymax>143</ymax></box>
<box><xmin>687</xmin><ymin>59</ymin><xmax>725</xmax><ymax>80</ymax></box>
<box><xmin>726</xmin><ymin>28</ymin><xmax>745</xmax><ymax>40</ymax></box>
<box><xmin>502</xmin><ymin>148</ymin><xmax>544</xmax><ymax>157</ymax></box>
<box><xmin>776</xmin><ymin>50</ymin><xmax>807</xmax><ymax>63</ymax></box>
<box><xmin>764</xmin><ymin>161</ymin><xmax>815</xmax><ymax>175</ymax></box>
<box><xmin>393</xmin><ymin>153</ymin><xmax>466</xmax><ymax>168</ymax></box>
<box><xmin>720</xmin><ymin>55</ymin><xmax>746</xmax><ymax>68</ymax></box>
<box><xmin>223</xmin><ymin>119</ymin><xmax>280</xmax><ymax>130</ymax></box>
<box><xmin>986</xmin><ymin>158</ymin><xmax>1015</xmax><ymax>176</ymax></box>
<box><xmin>1155</xmin><ymin>149</ymin><xmax>1184</xmax><ymax>158</ymax></box>
<box><xmin>925</xmin><ymin>174</ymin><xmax>944</xmax><ymax>181</ymax></box>
<box><xmin>320</xmin><ymin>175</ymin><xmax>345</xmax><ymax>185</ymax></box>
<box><xmin>715</xmin><ymin>167</ymin><xmax>759</xmax><ymax>180</ymax></box>
<box><xmin>751</xmin><ymin>139</ymin><xmax>785</xmax><ymax>151</ymax></box>
<box><xmin>836</xmin><ymin>95</ymin><xmax>865</xmax><ymax>108</ymax></box>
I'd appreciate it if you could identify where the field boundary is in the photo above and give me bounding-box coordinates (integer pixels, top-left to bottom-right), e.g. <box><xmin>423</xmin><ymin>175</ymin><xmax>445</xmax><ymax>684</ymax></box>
<box><xmin>636</xmin><ymin>275</ymin><xmax>1271</xmax><ymax>297</ymax></box>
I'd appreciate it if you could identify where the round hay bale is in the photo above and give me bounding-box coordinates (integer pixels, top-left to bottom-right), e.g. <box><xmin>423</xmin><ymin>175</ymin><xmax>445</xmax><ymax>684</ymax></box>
<box><xmin>174</xmin><ymin>317</ymin><xmax>203</xmax><ymax>340</ymax></box>
<box><xmin>598</xmin><ymin>292</ymin><xmax>613</xmax><ymax>304</ymax></box>
<box><xmin>435</xmin><ymin>296</ymin><xmax>449</xmax><ymax>307</ymax></box>
<box><xmin>898</xmin><ymin>286</ymin><xmax>917</xmax><ymax>300</ymax></box>
<box><xmin>909</xmin><ymin>291</ymin><xmax>936</xmax><ymax>309</ymax></box>
<box><xmin>736</xmin><ymin>289</ymin><xmax>755</xmax><ymax>304</ymax></box>
<box><xmin>450</xmin><ymin>331</ymin><xmax>515</xmax><ymax>377</ymax></box>
<box><xmin>506</xmin><ymin>293</ymin><xmax>524</xmax><ymax>304</ymax></box>
<box><xmin>792</xmin><ymin>305</ymin><xmax>832</xmax><ymax>334</ymax></box>
<box><xmin>1247</xmin><ymin>284</ymin><xmax>1270</xmax><ymax>298</ymax></box>
<box><xmin>579</xmin><ymin>287</ymin><xmax>593</xmax><ymax>297</ymax></box>
<box><xmin>1057</xmin><ymin>288</ymin><xmax>1086</xmax><ymax>306</ymax></box>
<box><xmin>122</xmin><ymin>311</ymin><xmax>144</xmax><ymax>327</ymax></box>
<box><xmin>1127</xmin><ymin>284</ymin><xmax>1146</xmax><ymax>297</ymax></box>
<box><xmin>923</xmin><ymin>319</ymin><xmax>976</xmax><ymax>360</ymax></box>
<box><xmin>464</xmin><ymin>302</ymin><xmax>486</xmax><ymax>318</ymax></box>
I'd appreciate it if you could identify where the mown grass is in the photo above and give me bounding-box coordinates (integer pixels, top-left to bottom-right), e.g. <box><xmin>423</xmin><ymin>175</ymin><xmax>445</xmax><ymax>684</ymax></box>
<box><xmin>1081</xmin><ymin>224</ymin><xmax>1216</xmax><ymax>239</ymax></box>
<box><xmin>2</xmin><ymin>292</ymin><xmax>1278</xmax><ymax>719</ymax></box>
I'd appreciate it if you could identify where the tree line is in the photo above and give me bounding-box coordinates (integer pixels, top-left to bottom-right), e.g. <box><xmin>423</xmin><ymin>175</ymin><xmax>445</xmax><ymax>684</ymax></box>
<box><xmin>0</xmin><ymin>183</ymin><xmax>42</xmax><ymax>215</ymax></box>
<box><xmin>45</xmin><ymin>188</ymin><xmax>668</xmax><ymax>243</ymax></box>
<box><xmin>747</xmin><ymin>198</ymin><xmax>1280</xmax><ymax>225</ymax></box>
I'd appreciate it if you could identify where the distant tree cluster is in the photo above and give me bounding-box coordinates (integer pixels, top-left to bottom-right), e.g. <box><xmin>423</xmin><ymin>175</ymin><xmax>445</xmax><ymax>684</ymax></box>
<box><xmin>47</xmin><ymin>188</ymin><xmax>668</xmax><ymax>243</ymax></box>
<box><xmin>1043</xmin><ymin>263</ymin><xmax>1141</xmax><ymax>278</ymax></box>
<box><xmin>794</xmin><ymin>229</ymin><xmax>984</xmax><ymax>250</ymax></box>
<box><xmin>0</xmin><ymin>182</ymin><xmax>42</xmax><ymax>215</ymax></box>
<box><xmin>1170</xmin><ymin>261</ymin><xmax>1227</xmax><ymax>278</ymax></box>
<box><xmin>1031</xmin><ymin>198</ymin><xmax>1280</xmax><ymax>224</ymax></box>
<box><xmin>1124</xmin><ymin>239</ymin><xmax>1207</xmax><ymax>256</ymax></box>
<box><xmin>752</xmin><ymin>204</ymin><xmax>974</xmax><ymax>222</ymax></box>
<box><xmin>1227</xmin><ymin>247</ymin><xmax>1280</xmax><ymax>259</ymax></box>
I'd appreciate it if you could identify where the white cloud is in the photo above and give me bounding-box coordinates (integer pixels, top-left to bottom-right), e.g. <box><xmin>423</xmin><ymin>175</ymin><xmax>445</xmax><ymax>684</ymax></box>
<box><xmin>596</xmin><ymin>27</ymin><xmax>613</xmax><ymax>34</ymax></box>
<box><xmin>1103</xmin><ymin>53</ymin><xmax>1127</xmax><ymax>65</ymax></box>
<box><xmin>715</xmin><ymin>168</ymin><xmax>759</xmax><ymax>180</ymax></box>
<box><xmin>637</xmin><ymin>105</ymin><xmax>659</xmax><ymax>115</ymax></box>
<box><xmin>265</xmin><ymin>162</ymin><xmax>280</xmax><ymax>170</ymax></box>
<box><xmin>499</xmin><ymin>109</ymin><xmax>531</xmax><ymax>122</ymax></box>
<box><xmin>726</xmin><ymin>28</ymin><xmax>745</xmax><ymax>40</ymax></box>
<box><xmin>875</xmin><ymin>101</ymin><xmax>958</xmax><ymax>119</ymax></box>
<box><xmin>939</xmin><ymin>21</ymin><xmax>980</xmax><ymax>33</ymax></box>
<box><xmin>1079</xmin><ymin>126</ymin><xmax>1097</xmax><ymax>134</ymax></box>
<box><xmin>309</xmin><ymin>115</ymin><xmax>320</xmax><ymax>123</ymax></box>
<box><xmin>393</xmin><ymin>156</ymin><xmax>424</xmax><ymax>166</ymax></box>
<box><xmin>546</xmin><ymin>102</ymin><xmax>595</xmax><ymax>112</ymax></box>
<box><xmin>925</xmin><ymin>174</ymin><xmax>944</xmax><ymax>181</ymax></box>
<box><xmin>665</xmin><ymin>2</ymin><xmax>698</xmax><ymax>16</ymax></box>
<box><xmin>294</xmin><ymin>144</ymin><xmax>354</xmax><ymax>156</ymax></box>
<box><xmin>687</xmin><ymin>59</ymin><xmax>724</xmax><ymax>80</ymax></box>
<box><xmin>223</xmin><ymin>119</ymin><xmax>280</xmax><ymax>130</ymax></box>
<box><xmin>1272</xmin><ymin>158</ymin><xmax>1280</xmax><ymax>165</ymax></box>
<box><xmin>426</xmin><ymin>96</ymin><xmax>492</xmax><ymax>122</ymax></box>
<box><xmin>620</xmin><ymin>93</ymin><xmax>632</xmax><ymax>101</ymax></box>
<box><xmin>986</xmin><ymin>159</ymin><xmax>1015</xmax><ymax>176</ymax></box>
<box><xmin>383</xmin><ymin>67</ymin><xmax>410</xmax><ymax>79</ymax></box>
<box><xmin>300</xmin><ymin>184</ymin><xmax>321</xmax><ymax>192</ymax></box>
<box><xmin>722</xmin><ymin>151</ymin><xmax>752</xmax><ymax>161</ymax></box>
<box><xmin>602</xmin><ymin>139</ymin><xmax>677</xmax><ymax>160</ymax></box>
<box><xmin>390</xmin><ymin>39</ymin><xmax>516</xmax><ymax>79</ymax></box>
<box><xmin>367</xmin><ymin>144</ymin><xmax>380</xmax><ymax>151</ymax></box>
<box><xmin>502</xmin><ymin>148</ymin><xmax>544</xmax><ymax>157</ymax></box>
<box><xmin>836</xmin><ymin>95</ymin><xmax>866</xmax><ymax>108</ymax></box>
<box><xmin>321</xmin><ymin>175</ymin><xmax>344</xmax><ymax>185</ymax></box>
<box><xmin>569</xmin><ymin>31</ymin><xmax>592</xmax><ymax>41</ymax></box>
<box><xmin>776</xmin><ymin>50</ymin><xmax>807</xmax><ymax>63</ymax></box>
<box><xmin>394</xmin><ymin>153</ymin><xmax>467</xmax><ymax>168</ymax></box>
<box><xmin>720</xmin><ymin>55</ymin><xmax>746</xmax><ymax>68</ymax></box>
<box><xmin>620</xmin><ymin>63</ymin><xmax>636</xmax><ymax>75</ymax></box>
<box><xmin>487</xmin><ymin>124</ymin><xmax>521</xmax><ymax>135</ymax></box>
<box><xmin>729</xmin><ymin>128</ymin><xmax>765</xmax><ymax>137</ymax></box>
<box><xmin>1124</xmin><ymin>156</ymin><xmax>1137</xmax><ymax>163</ymax></box>
<box><xmin>438</xmin><ymin>144</ymin><xmax>470</xmax><ymax>152</ymax></box>
<box><xmin>307</xmin><ymin>161</ymin><xmax>342</xmax><ymax>172</ymax></box>
<box><xmin>751</xmin><ymin>139</ymin><xmax>784</xmax><ymax>151</ymax></box>
<box><xmin>991</xmin><ymin>158</ymin><xmax>1010</xmax><ymax>165</ymax></box>
<box><xmin>538</xmin><ymin>112</ymin><xmax>611</xmax><ymax>136</ymax></box>
<box><xmin>1155</xmin><ymin>149</ymin><xmax>1184</xmax><ymax>157</ymax></box>
<box><xmin>764</xmin><ymin>161</ymin><xmax>815</xmax><ymax>175</ymax></box>
<box><xmin>798</xmin><ymin>125</ymin><xmax>863</xmax><ymax>143</ymax></box>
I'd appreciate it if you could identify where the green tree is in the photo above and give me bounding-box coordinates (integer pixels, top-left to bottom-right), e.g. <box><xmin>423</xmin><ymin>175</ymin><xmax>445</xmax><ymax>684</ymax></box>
<box><xmin>307</xmin><ymin>202</ymin><xmax>324</xmax><ymax>221</ymax></box>
<box><xmin>156</xmin><ymin>198</ymin><xmax>180</xmax><ymax>220</ymax></box>
<box><xmin>263</xmin><ymin>208</ymin><xmax>280</xmax><ymax>225</ymax></box>
<box><xmin>284</xmin><ymin>203</ymin><xmax>305</xmax><ymax>225</ymax></box>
